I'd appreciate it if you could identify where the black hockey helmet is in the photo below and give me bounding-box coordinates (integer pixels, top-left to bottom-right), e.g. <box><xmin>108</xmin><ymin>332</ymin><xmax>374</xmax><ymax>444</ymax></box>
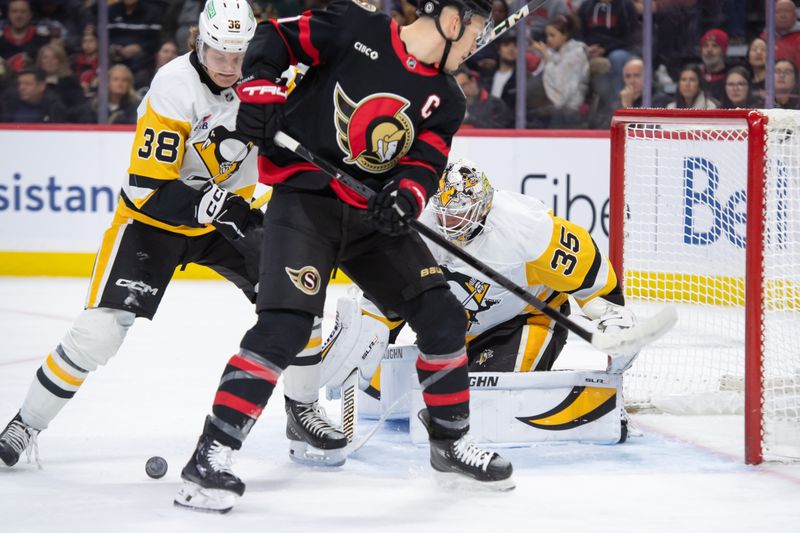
<box><xmin>417</xmin><ymin>0</ymin><xmax>494</xmax><ymax>19</ymax></box>
<box><xmin>415</xmin><ymin>0</ymin><xmax>494</xmax><ymax>72</ymax></box>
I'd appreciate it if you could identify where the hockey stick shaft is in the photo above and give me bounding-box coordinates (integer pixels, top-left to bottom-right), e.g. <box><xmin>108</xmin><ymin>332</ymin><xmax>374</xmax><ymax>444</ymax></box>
<box><xmin>468</xmin><ymin>0</ymin><xmax>549</xmax><ymax>59</ymax></box>
<box><xmin>274</xmin><ymin>132</ymin><xmax>678</xmax><ymax>354</ymax></box>
<box><xmin>274</xmin><ymin>131</ymin><xmax>594</xmax><ymax>343</ymax></box>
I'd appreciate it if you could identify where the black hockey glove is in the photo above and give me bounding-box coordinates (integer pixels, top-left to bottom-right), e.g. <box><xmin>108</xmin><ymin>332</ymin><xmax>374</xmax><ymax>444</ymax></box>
<box><xmin>235</xmin><ymin>76</ymin><xmax>288</xmax><ymax>153</ymax></box>
<box><xmin>196</xmin><ymin>181</ymin><xmax>264</xmax><ymax>243</ymax></box>
<box><xmin>367</xmin><ymin>178</ymin><xmax>427</xmax><ymax>236</ymax></box>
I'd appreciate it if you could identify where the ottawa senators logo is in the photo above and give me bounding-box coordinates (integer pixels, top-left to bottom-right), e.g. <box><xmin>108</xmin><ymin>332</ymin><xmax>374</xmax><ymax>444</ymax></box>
<box><xmin>192</xmin><ymin>126</ymin><xmax>253</xmax><ymax>184</ymax></box>
<box><xmin>333</xmin><ymin>83</ymin><xmax>414</xmax><ymax>173</ymax></box>
<box><xmin>442</xmin><ymin>265</ymin><xmax>500</xmax><ymax>331</ymax></box>
<box><xmin>285</xmin><ymin>265</ymin><xmax>321</xmax><ymax>295</ymax></box>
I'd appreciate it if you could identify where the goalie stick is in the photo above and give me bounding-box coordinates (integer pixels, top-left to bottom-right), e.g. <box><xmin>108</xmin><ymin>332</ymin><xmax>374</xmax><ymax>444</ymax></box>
<box><xmin>344</xmin><ymin>353</ymin><xmax>466</xmax><ymax>455</ymax></box>
<box><xmin>273</xmin><ymin>131</ymin><xmax>678</xmax><ymax>356</ymax></box>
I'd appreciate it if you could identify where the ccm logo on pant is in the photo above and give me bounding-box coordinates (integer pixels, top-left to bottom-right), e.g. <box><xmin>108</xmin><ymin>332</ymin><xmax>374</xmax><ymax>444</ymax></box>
<box><xmin>116</xmin><ymin>279</ymin><xmax>159</xmax><ymax>295</ymax></box>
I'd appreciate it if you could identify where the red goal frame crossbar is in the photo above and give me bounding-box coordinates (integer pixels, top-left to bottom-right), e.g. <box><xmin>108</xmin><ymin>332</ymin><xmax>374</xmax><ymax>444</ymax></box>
<box><xmin>608</xmin><ymin>109</ymin><xmax>767</xmax><ymax>465</ymax></box>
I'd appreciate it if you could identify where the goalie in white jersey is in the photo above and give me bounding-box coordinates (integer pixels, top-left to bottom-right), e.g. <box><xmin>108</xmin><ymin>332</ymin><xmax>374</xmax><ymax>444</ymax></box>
<box><xmin>322</xmin><ymin>157</ymin><xmax>638</xmax><ymax>400</ymax></box>
<box><xmin>0</xmin><ymin>0</ymin><xmax>344</xmax><ymax>471</ymax></box>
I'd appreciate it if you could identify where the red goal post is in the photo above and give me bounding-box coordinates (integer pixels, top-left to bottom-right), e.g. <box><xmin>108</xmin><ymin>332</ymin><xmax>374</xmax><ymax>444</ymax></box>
<box><xmin>609</xmin><ymin>109</ymin><xmax>800</xmax><ymax>464</ymax></box>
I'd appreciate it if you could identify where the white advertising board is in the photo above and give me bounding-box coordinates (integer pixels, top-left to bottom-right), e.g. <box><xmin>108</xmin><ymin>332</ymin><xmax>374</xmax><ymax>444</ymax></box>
<box><xmin>0</xmin><ymin>128</ymin><xmax>613</xmax><ymax>256</ymax></box>
<box><xmin>0</xmin><ymin>128</ymin><xmax>131</xmax><ymax>252</ymax></box>
<box><xmin>623</xmin><ymin>134</ymin><xmax>751</xmax><ymax>277</ymax></box>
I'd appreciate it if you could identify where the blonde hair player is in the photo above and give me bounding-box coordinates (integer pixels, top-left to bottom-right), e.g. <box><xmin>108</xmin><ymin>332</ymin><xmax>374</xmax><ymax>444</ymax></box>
<box><xmin>0</xmin><ymin>0</ymin><xmax>341</xmax><ymax>471</ymax></box>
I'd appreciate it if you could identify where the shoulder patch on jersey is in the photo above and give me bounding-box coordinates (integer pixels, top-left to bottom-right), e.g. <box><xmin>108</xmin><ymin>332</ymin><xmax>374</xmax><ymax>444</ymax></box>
<box><xmin>351</xmin><ymin>0</ymin><xmax>377</xmax><ymax>11</ymax></box>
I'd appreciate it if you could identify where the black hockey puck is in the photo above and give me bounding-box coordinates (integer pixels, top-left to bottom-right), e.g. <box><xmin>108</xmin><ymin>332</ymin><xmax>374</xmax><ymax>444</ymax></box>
<box><xmin>145</xmin><ymin>456</ymin><xmax>168</xmax><ymax>479</ymax></box>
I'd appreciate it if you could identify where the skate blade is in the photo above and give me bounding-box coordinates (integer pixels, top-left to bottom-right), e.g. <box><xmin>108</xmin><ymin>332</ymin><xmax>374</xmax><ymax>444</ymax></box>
<box><xmin>433</xmin><ymin>470</ymin><xmax>516</xmax><ymax>492</ymax></box>
<box><xmin>173</xmin><ymin>480</ymin><xmax>237</xmax><ymax>514</ymax></box>
<box><xmin>288</xmin><ymin>441</ymin><xmax>346</xmax><ymax>467</ymax></box>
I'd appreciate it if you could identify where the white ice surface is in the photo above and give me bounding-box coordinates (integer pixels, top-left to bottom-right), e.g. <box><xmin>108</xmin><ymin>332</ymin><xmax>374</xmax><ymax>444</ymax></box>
<box><xmin>1</xmin><ymin>278</ymin><xmax>799</xmax><ymax>533</ymax></box>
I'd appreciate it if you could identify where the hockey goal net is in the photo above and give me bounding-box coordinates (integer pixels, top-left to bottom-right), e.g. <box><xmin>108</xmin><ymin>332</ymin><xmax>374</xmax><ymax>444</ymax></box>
<box><xmin>609</xmin><ymin>109</ymin><xmax>800</xmax><ymax>464</ymax></box>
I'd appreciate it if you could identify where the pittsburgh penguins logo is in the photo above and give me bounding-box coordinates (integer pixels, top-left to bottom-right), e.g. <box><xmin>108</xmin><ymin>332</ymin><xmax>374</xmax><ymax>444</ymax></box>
<box><xmin>442</xmin><ymin>265</ymin><xmax>500</xmax><ymax>331</ymax></box>
<box><xmin>192</xmin><ymin>126</ymin><xmax>253</xmax><ymax>184</ymax></box>
<box><xmin>333</xmin><ymin>83</ymin><xmax>414</xmax><ymax>173</ymax></box>
<box><xmin>285</xmin><ymin>266</ymin><xmax>321</xmax><ymax>295</ymax></box>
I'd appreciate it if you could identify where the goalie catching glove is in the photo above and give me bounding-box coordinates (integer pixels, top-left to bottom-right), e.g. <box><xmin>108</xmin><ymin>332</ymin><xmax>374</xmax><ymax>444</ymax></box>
<box><xmin>235</xmin><ymin>76</ymin><xmax>288</xmax><ymax>153</ymax></box>
<box><xmin>367</xmin><ymin>178</ymin><xmax>427</xmax><ymax>236</ymax></box>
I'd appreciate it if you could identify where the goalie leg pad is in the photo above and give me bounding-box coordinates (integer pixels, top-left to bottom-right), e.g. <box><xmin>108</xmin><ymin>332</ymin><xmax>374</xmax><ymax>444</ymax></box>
<box><xmin>410</xmin><ymin>371</ymin><xmax>624</xmax><ymax>445</ymax></box>
<box><xmin>320</xmin><ymin>296</ymin><xmax>390</xmax><ymax>389</ymax></box>
<box><xmin>283</xmin><ymin>317</ymin><xmax>323</xmax><ymax>404</ymax></box>
<box><xmin>20</xmin><ymin>307</ymin><xmax>135</xmax><ymax>430</ymax></box>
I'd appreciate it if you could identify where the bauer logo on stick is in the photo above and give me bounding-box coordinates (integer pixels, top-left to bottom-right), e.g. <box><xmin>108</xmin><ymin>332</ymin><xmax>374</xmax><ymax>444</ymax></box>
<box><xmin>285</xmin><ymin>266</ymin><xmax>321</xmax><ymax>295</ymax></box>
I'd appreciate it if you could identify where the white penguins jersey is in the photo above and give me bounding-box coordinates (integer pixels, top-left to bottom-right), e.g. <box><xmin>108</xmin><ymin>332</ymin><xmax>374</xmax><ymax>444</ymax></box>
<box><xmin>117</xmin><ymin>52</ymin><xmax>258</xmax><ymax>236</ymax></box>
<box><xmin>418</xmin><ymin>190</ymin><xmax>618</xmax><ymax>338</ymax></box>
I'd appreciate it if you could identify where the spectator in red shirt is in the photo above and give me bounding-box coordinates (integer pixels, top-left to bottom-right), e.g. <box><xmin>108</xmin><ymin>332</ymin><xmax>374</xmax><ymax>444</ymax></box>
<box><xmin>0</xmin><ymin>0</ymin><xmax>50</xmax><ymax>66</ymax></box>
<box><xmin>71</xmin><ymin>29</ymin><xmax>98</xmax><ymax>97</ymax></box>
<box><xmin>699</xmin><ymin>29</ymin><xmax>728</xmax><ymax>103</ymax></box>
<box><xmin>774</xmin><ymin>0</ymin><xmax>800</xmax><ymax>71</ymax></box>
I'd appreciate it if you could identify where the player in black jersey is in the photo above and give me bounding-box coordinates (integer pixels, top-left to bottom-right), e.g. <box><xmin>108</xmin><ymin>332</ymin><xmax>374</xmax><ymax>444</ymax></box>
<box><xmin>175</xmin><ymin>0</ymin><xmax>514</xmax><ymax>513</ymax></box>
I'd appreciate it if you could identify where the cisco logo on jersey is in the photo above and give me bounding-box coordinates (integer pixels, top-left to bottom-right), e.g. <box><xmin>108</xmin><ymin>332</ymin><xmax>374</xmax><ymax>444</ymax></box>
<box><xmin>354</xmin><ymin>41</ymin><xmax>378</xmax><ymax>60</ymax></box>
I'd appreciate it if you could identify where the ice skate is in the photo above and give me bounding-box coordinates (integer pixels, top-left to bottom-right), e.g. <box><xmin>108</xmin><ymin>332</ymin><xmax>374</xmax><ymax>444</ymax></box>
<box><xmin>0</xmin><ymin>412</ymin><xmax>40</xmax><ymax>467</ymax></box>
<box><xmin>285</xmin><ymin>397</ymin><xmax>347</xmax><ymax>467</ymax></box>
<box><xmin>418</xmin><ymin>409</ymin><xmax>514</xmax><ymax>491</ymax></box>
<box><xmin>174</xmin><ymin>429</ymin><xmax>244</xmax><ymax>514</ymax></box>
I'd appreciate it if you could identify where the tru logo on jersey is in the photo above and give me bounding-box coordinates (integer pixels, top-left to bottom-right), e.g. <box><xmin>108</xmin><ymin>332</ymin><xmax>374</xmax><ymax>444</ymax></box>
<box><xmin>240</xmin><ymin>85</ymin><xmax>288</xmax><ymax>98</ymax></box>
<box><xmin>333</xmin><ymin>83</ymin><xmax>414</xmax><ymax>173</ymax></box>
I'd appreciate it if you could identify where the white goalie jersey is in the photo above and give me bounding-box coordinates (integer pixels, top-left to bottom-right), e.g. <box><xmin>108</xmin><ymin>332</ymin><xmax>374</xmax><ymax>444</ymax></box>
<box><xmin>118</xmin><ymin>52</ymin><xmax>258</xmax><ymax>236</ymax></box>
<box><xmin>418</xmin><ymin>189</ymin><xmax>618</xmax><ymax>338</ymax></box>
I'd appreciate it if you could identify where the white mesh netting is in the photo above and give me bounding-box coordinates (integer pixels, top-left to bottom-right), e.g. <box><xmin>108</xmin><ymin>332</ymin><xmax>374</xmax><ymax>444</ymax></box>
<box><xmin>619</xmin><ymin>110</ymin><xmax>800</xmax><ymax>462</ymax></box>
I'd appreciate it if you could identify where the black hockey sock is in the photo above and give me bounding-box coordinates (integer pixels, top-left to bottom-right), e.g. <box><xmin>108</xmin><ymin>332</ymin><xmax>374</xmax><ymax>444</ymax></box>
<box><xmin>207</xmin><ymin>349</ymin><xmax>282</xmax><ymax>449</ymax></box>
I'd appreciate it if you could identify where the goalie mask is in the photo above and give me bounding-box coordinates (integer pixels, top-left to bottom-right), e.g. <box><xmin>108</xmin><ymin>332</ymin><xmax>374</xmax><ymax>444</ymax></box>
<box><xmin>431</xmin><ymin>158</ymin><xmax>494</xmax><ymax>243</ymax></box>
<box><xmin>197</xmin><ymin>0</ymin><xmax>256</xmax><ymax>73</ymax></box>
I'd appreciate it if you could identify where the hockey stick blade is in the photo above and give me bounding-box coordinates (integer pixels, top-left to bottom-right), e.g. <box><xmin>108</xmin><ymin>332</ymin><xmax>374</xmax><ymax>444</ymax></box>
<box><xmin>591</xmin><ymin>306</ymin><xmax>678</xmax><ymax>355</ymax></box>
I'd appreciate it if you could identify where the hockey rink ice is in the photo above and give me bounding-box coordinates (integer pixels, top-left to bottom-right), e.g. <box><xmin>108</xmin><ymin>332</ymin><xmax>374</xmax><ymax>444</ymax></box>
<box><xmin>2</xmin><ymin>278</ymin><xmax>799</xmax><ymax>533</ymax></box>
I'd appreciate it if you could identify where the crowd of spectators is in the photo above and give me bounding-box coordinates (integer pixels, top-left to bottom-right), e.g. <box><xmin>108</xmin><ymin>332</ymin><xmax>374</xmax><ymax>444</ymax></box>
<box><xmin>0</xmin><ymin>0</ymin><xmax>798</xmax><ymax>126</ymax></box>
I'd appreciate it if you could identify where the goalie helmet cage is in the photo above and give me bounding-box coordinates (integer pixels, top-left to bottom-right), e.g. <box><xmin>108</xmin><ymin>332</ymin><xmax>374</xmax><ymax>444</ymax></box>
<box><xmin>609</xmin><ymin>108</ymin><xmax>800</xmax><ymax>465</ymax></box>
